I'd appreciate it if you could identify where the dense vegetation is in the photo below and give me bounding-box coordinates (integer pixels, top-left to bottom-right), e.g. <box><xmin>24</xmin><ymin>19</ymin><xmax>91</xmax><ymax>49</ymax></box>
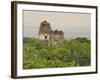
<box><xmin>23</xmin><ymin>37</ymin><xmax>91</xmax><ymax>69</ymax></box>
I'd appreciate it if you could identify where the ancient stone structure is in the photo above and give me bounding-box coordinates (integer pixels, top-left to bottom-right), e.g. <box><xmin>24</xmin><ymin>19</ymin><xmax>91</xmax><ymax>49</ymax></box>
<box><xmin>39</xmin><ymin>20</ymin><xmax>64</xmax><ymax>44</ymax></box>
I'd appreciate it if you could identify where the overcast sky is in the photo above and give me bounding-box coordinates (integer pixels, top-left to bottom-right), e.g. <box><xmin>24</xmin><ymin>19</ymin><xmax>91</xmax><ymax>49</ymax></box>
<box><xmin>23</xmin><ymin>10</ymin><xmax>91</xmax><ymax>40</ymax></box>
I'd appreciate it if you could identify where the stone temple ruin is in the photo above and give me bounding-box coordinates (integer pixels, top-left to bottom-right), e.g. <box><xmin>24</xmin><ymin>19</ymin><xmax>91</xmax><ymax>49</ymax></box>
<box><xmin>39</xmin><ymin>20</ymin><xmax>64</xmax><ymax>44</ymax></box>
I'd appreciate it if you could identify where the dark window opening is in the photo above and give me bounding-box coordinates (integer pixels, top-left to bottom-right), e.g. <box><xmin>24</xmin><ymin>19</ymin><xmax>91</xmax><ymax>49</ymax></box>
<box><xmin>45</xmin><ymin>36</ymin><xmax>47</xmax><ymax>39</ymax></box>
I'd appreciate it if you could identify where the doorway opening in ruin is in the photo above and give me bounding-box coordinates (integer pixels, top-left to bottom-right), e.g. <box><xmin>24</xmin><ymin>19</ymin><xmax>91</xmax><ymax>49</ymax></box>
<box><xmin>45</xmin><ymin>36</ymin><xmax>47</xmax><ymax>39</ymax></box>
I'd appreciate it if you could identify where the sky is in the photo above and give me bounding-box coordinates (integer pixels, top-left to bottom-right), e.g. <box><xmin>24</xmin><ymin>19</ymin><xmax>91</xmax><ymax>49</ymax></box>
<box><xmin>23</xmin><ymin>10</ymin><xmax>91</xmax><ymax>40</ymax></box>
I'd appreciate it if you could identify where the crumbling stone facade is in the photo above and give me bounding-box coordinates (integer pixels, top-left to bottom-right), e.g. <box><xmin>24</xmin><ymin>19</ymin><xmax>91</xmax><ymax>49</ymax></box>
<box><xmin>39</xmin><ymin>20</ymin><xmax>64</xmax><ymax>44</ymax></box>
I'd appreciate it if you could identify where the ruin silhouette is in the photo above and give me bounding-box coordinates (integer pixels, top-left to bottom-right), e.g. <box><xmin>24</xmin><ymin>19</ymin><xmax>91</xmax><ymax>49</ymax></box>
<box><xmin>39</xmin><ymin>20</ymin><xmax>64</xmax><ymax>44</ymax></box>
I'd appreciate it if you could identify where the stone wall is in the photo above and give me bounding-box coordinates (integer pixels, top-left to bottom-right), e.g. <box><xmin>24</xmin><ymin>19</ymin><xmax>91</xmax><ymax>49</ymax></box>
<box><xmin>39</xmin><ymin>20</ymin><xmax>64</xmax><ymax>43</ymax></box>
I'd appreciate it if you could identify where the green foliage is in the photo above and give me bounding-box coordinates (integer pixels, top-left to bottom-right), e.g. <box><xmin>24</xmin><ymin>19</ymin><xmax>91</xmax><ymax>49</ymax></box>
<box><xmin>23</xmin><ymin>37</ymin><xmax>91</xmax><ymax>69</ymax></box>
<box><xmin>75</xmin><ymin>37</ymin><xmax>90</xmax><ymax>43</ymax></box>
